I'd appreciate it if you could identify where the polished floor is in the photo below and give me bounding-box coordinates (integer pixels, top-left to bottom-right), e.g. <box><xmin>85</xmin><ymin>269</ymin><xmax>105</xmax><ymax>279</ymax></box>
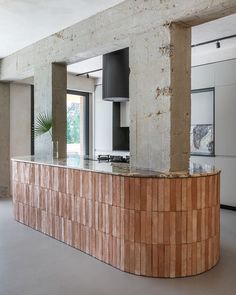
<box><xmin>0</xmin><ymin>198</ymin><xmax>235</xmax><ymax>295</ymax></box>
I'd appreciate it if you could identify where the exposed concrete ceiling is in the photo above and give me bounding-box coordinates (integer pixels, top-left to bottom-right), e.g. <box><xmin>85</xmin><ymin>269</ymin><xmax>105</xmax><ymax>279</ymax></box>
<box><xmin>68</xmin><ymin>13</ymin><xmax>236</xmax><ymax>76</ymax></box>
<box><xmin>1</xmin><ymin>1</ymin><xmax>235</xmax><ymax>73</ymax></box>
<box><xmin>0</xmin><ymin>0</ymin><xmax>124</xmax><ymax>58</ymax></box>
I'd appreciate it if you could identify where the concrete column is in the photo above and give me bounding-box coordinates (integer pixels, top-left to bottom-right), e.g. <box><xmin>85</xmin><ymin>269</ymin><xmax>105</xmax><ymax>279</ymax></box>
<box><xmin>129</xmin><ymin>23</ymin><xmax>191</xmax><ymax>172</ymax></box>
<box><xmin>0</xmin><ymin>82</ymin><xmax>10</xmax><ymax>197</ymax></box>
<box><xmin>34</xmin><ymin>63</ymin><xmax>67</xmax><ymax>158</ymax></box>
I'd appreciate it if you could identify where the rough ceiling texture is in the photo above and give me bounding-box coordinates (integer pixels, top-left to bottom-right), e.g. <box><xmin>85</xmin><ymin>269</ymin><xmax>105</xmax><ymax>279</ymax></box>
<box><xmin>68</xmin><ymin>12</ymin><xmax>236</xmax><ymax>74</ymax></box>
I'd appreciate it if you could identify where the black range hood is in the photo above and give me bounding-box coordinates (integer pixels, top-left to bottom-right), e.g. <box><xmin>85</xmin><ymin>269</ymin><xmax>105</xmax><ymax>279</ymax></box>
<box><xmin>103</xmin><ymin>48</ymin><xmax>129</xmax><ymax>102</ymax></box>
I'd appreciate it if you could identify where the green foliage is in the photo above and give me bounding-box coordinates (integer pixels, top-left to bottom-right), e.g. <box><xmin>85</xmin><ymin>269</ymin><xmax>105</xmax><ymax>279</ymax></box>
<box><xmin>67</xmin><ymin>103</ymin><xmax>80</xmax><ymax>144</ymax></box>
<box><xmin>34</xmin><ymin>112</ymin><xmax>52</xmax><ymax>138</ymax></box>
<box><xmin>34</xmin><ymin>104</ymin><xmax>80</xmax><ymax>144</ymax></box>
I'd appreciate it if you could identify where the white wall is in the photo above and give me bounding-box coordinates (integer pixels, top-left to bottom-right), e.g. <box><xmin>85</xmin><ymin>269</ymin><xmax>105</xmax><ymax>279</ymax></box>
<box><xmin>192</xmin><ymin>46</ymin><xmax>236</xmax><ymax>67</ymax></box>
<box><xmin>67</xmin><ymin>74</ymin><xmax>96</xmax><ymax>155</ymax></box>
<box><xmin>93</xmin><ymin>84</ymin><xmax>130</xmax><ymax>156</ymax></box>
<box><xmin>94</xmin><ymin>84</ymin><xmax>113</xmax><ymax>154</ymax></box>
<box><xmin>191</xmin><ymin>91</ymin><xmax>214</xmax><ymax>125</ymax></box>
<box><xmin>67</xmin><ymin>74</ymin><xmax>95</xmax><ymax>93</ymax></box>
<box><xmin>120</xmin><ymin>101</ymin><xmax>130</xmax><ymax>127</ymax></box>
<box><xmin>191</xmin><ymin>58</ymin><xmax>236</xmax><ymax>206</ymax></box>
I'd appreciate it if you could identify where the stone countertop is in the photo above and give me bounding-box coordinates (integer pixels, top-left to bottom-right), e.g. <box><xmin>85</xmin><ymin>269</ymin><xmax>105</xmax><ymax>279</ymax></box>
<box><xmin>12</xmin><ymin>155</ymin><xmax>220</xmax><ymax>178</ymax></box>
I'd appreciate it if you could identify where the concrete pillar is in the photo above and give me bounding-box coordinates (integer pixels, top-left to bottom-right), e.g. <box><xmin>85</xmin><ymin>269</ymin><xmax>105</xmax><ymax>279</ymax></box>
<box><xmin>34</xmin><ymin>63</ymin><xmax>67</xmax><ymax>158</ymax></box>
<box><xmin>129</xmin><ymin>23</ymin><xmax>191</xmax><ymax>172</ymax></box>
<box><xmin>0</xmin><ymin>82</ymin><xmax>10</xmax><ymax>197</ymax></box>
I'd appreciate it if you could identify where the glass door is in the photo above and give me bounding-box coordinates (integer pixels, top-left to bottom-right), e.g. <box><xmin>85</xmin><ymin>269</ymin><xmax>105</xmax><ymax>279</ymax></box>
<box><xmin>67</xmin><ymin>90</ymin><xmax>89</xmax><ymax>155</ymax></box>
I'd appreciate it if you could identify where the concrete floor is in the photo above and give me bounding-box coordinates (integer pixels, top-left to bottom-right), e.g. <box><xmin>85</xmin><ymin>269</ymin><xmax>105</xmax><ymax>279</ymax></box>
<box><xmin>0</xmin><ymin>198</ymin><xmax>235</xmax><ymax>295</ymax></box>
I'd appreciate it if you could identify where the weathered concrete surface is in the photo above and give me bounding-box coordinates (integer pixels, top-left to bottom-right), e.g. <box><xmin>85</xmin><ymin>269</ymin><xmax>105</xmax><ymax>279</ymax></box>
<box><xmin>0</xmin><ymin>83</ymin><xmax>10</xmax><ymax>197</ymax></box>
<box><xmin>129</xmin><ymin>23</ymin><xmax>191</xmax><ymax>171</ymax></box>
<box><xmin>1</xmin><ymin>0</ymin><xmax>236</xmax><ymax>81</ymax></box>
<box><xmin>170</xmin><ymin>23</ymin><xmax>191</xmax><ymax>171</ymax></box>
<box><xmin>1</xmin><ymin>0</ymin><xmax>236</xmax><ymax>171</ymax></box>
<box><xmin>34</xmin><ymin>63</ymin><xmax>67</xmax><ymax>158</ymax></box>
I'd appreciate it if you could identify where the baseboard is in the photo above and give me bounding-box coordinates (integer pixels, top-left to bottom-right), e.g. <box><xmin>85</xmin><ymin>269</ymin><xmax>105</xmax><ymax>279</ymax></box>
<box><xmin>220</xmin><ymin>204</ymin><xmax>236</xmax><ymax>211</ymax></box>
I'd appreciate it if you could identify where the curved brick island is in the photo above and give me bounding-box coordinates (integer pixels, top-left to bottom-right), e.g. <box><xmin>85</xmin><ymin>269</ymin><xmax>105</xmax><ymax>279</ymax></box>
<box><xmin>12</xmin><ymin>156</ymin><xmax>220</xmax><ymax>278</ymax></box>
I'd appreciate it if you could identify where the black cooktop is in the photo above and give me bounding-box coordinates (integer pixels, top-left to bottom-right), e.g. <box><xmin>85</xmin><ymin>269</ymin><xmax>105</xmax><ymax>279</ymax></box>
<box><xmin>97</xmin><ymin>154</ymin><xmax>130</xmax><ymax>163</ymax></box>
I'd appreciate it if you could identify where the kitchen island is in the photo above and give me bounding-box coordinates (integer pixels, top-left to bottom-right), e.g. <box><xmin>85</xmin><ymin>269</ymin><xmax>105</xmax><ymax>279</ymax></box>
<box><xmin>12</xmin><ymin>156</ymin><xmax>220</xmax><ymax>278</ymax></box>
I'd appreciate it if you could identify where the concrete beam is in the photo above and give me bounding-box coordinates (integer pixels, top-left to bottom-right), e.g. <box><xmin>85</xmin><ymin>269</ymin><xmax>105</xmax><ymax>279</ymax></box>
<box><xmin>34</xmin><ymin>63</ymin><xmax>67</xmax><ymax>158</ymax></box>
<box><xmin>1</xmin><ymin>0</ymin><xmax>236</xmax><ymax>81</ymax></box>
<box><xmin>0</xmin><ymin>82</ymin><xmax>10</xmax><ymax>197</ymax></box>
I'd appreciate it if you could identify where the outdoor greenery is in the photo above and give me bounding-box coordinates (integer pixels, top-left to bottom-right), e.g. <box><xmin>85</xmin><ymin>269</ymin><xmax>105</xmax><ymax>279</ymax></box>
<box><xmin>67</xmin><ymin>102</ymin><xmax>80</xmax><ymax>144</ymax></box>
<box><xmin>34</xmin><ymin>103</ymin><xmax>80</xmax><ymax>144</ymax></box>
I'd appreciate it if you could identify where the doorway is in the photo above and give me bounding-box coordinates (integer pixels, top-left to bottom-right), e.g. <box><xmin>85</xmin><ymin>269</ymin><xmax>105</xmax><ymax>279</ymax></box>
<box><xmin>67</xmin><ymin>90</ymin><xmax>90</xmax><ymax>155</ymax></box>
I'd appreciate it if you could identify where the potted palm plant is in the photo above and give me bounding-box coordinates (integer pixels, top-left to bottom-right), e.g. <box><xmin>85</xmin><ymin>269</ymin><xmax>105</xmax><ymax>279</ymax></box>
<box><xmin>34</xmin><ymin>112</ymin><xmax>59</xmax><ymax>158</ymax></box>
<box><xmin>34</xmin><ymin>112</ymin><xmax>52</xmax><ymax>138</ymax></box>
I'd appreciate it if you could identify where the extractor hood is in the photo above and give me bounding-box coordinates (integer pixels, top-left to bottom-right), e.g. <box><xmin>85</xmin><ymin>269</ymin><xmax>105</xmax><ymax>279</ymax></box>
<box><xmin>103</xmin><ymin>48</ymin><xmax>129</xmax><ymax>102</ymax></box>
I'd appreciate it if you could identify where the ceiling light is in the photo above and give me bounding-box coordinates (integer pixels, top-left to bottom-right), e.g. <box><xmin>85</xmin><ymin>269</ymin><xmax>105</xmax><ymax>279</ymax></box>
<box><xmin>216</xmin><ymin>41</ymin><xmax>221</xmax><ymax>49</ymax></box>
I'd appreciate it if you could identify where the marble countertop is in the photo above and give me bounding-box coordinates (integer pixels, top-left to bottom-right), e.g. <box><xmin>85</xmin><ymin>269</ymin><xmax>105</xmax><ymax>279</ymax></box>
<box><xmin>12</xmin><ymin>155</ymin><xmax>220</xmax><ymax>178</ymax></box>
